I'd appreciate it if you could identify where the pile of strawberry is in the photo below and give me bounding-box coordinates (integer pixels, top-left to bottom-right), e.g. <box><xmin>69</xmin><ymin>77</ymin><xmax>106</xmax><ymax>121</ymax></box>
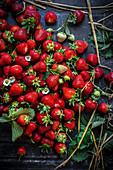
<box><xmin>0</xmin><ymin>1</ymin><xmax>113</xmax><ymax>158</ymax></box>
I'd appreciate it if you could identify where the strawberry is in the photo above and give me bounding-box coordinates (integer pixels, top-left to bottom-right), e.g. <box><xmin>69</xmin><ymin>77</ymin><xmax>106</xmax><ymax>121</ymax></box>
<box><xmin>15</xmin><ymin>55</ymin><xmax>29</xmax><ymax>67</ymax></box>
<box><xmin>9</xmin><ymin>83</ymin><xmax>23</xmax><ymax>96</ymax></box>
<box><xmin>24</xmin><ymin>91</ymin><xmax>38</xmax><ymax>105</ymax></box>
<box><xmin>75</xmin><ymin>40</ymin><xmax>88</xmax><ymax>53</ymax></box>
<box><xmin>0</xmin><ymin>9</ymin><xmax>8</xmax><ymax>19</ymax></box>
<box><xmin>10</xmin><ymin>65</ymin><xmax>23</xmax><ymax>80</ymax></box>
<box><xmin>29</xmin><ymin>49</ymin><xmax>40</xmax><ymax>61</ymax></box>
<box><xmin>80</xmin><ymin>71</ymin><xmax>90</xmax><ymax>81</ymax></box>
<box><xmin>56</xmin><ymin>132</ymin><xmax>66</xmax><ymax>143</ymax></box>
<box><xmin>41</xmin><ymin>137</ymin><xmax>54</xmax><ymax>148</ymax></box>
<box><xmin>27</xmin><ymin>40</ymin><xmax>36</xmax><ymax>51</ymax></box>
<box><xmin>51</xmin><ymin>92</ymin><xmax>59</xmax><ymax>100</ymax></box>
<box><xmin>45</xmin><ymin>130</ymin><xmax>56</xmax><ymax>140</ymax></box>
<box><xmin>52</xmin><ymin>121</ymin><xmax>60</xmax><ymax>131</ymax></box>
<box><xmin>5</xmin><ymin>0</ymin><xmax>15</xmax><ymax>8</ymax></box>
<box><xmin>57</xmin><ymin>32</ymin><xmax>67</xmax><ymax>43</ymax></box>
<box><xmin>46</xmin><ymin>75</ymin><xmax>59</xmax><ymax>88</ymax></box>
<box><xmin>11</xmin><ymin>2</ymin><xmax>23</xmax><ymax>14</ymax></box>
<box><xmin>33</xmin><ymin>61</ymin><xmax>46</xmax><ymax>73</ymax></box>
<box><xmin>0</xmin><ymin>67</ymin><xmax>2</xmax><ymax>76</ymax></box>
<box><xmin>17</xmin><ymin>146</ymin><xmax>26</xmax><ymax>157</ymax></box>
<box><xmin>32</xmin><ymin>132</ymin><xmax>42</xmax><ymax>143</ymax></box>
<box><xmin>0</xmin><ymin>53</ymin><xmax>11</xmax><ymax>66</ymax></box>
<box><xmin>17</xmin><ymin>95</ymin><xmax>24</xmax><ymax>105</ymax></box>
<box><xmin>54</xmin><ymin>42</ymin><xmax>62</xmax><ymax>51</ymax></box>
<box><xmin>40</xmin><ymin>53</ymin><xmax>49</xmax><ymax>61</ymax></box>
<box><xmin>36</xmin><ymin>112</ymin><xmax>50</xmax><ymax>126</ymax></box>
<box><xmin>62</xmin><ymin>87</ymin><xmax>75</xmax><ymax>101</ymax></box>
<box><xmin>53</xmin><ymin>52</ymin><xmax>64</xmax><ymax>63</ymax></box>
<box><xmin>72</xmin><ymin>102</ymin><xmax>84</xmax><ymax>113</ymax></box>
<box><xmin>16</xmin><ymin>14</ymin><xmax>24</xmax><ymax>24</ymax></box>
<box><xmin>72</xmin><ymin>74</ymin><xmax>85</xmax><ymax>89</ymax></box>
<box><xmin>10</xmin><ymin>25</ymin><xmax>20</xmax><ymax>32</ymax></box>
<box><xmin>54</xmin><ymin>98</ymin><xmax>65</xmax><ymax>109</ymax></box>
<box><xmin>75</xmin><ymin>58</ymin><xmax>89</xmax><ymax>70</ymax></box>
<box><xmin>0</xmin><ymin>19</ymin><xmax>10</xmax><ymax>31</ymax></box>
<box><xmin>34</xmin><ymin>29</ymin><xmax>47</xmax><ymax>41</ymax></box>
<box><xmin>64</xmin><ymin>49</ymin><xmax>77</xmax><ymax>61</ymax></box>
<box><xmin>14</xmin><ymin>28</ymin><xmax>27</xmax><ymax>42</ymax></box>
<box><xmin>83</xmin><ymin>81</ymin><xmax>94</xmax><ymax>96</ymax></box>
<box><xmin>0</xmin><ymin>32</ymin><xmax>3</xmax><ymax>39</ymax></box>
<box><xmin>45</xmin><ymin>11</ymin><xmax>57</xmax><ymax>23</ymax></box>
<box><xmin>24</xmin><ymin>122</ymin><xmax>37</xmax><ymax>136</ymax></box>
<box><xmin>0</xmin><ymin>77</ymin><xmax>4</xmax><ymax>89</ymax></box>
<box><xmin>85</xmin><ymin>99</ymin><xmax>97</xmax><ymax>113</ymax></box>
<box><xmin>43</xmin><ymin>40</ymin><xmax>55</xmax><ymax>52</ymax></box>
<box><xmin>16</xmin><ymin>43</ymin><xmax>28</xmax><ymax>55</ymax></box>
<box><xmin>46</xmin><ymin>32</ymin><xmax>53</xmax><ymax>40</ymax></box>
<box><xmin>23</xmin><ymin>74</ymin><xmax>36</xmax><ymax>87</ymax></box>
<box><xmin>3</xmin><ymin>65</ymin><xmax>11</xmax><ymax>77</ymax></box>
<box><xmin>2</xmin><ymin>92</ymin><xmax>12</xmax><ymax>104</ymax></box>
<box><xmin>95</xmin><ymin>67</ymin><xmax>104</xmax><ymax>79</ymax></box>
<box><xmin>55</xmin><ymin>143</ymin><xmax>66</xmax><ymax>154</ymax></box>
<box><xmin>97</xmin><ymin>103</ymin><xmax>110</xmax><ymax>114</ymax></box>
<box><xmin>105</xmin><ymin>72</ymin><xmax>113</xmax><ymax>84</ymax></box>
<box><xmin>73</xmin><ymin>10</ymin><xmax>85</xmax><ymax>23</ymax></box>
<box><xmin>38</xmin><ymin>125</ymin><xmax>51</xmax><ymax>134</ymax></box>
<box><xmin>51</xmin><ymin>108</ymin><xmax>63</xmax><ymax>120</ymax></box>
<box><xmin>17</xmin><ymin>114</ymin><xmax>29</xmax><ymax>126</ymax></box>
<box><xmin>87</xmin><ymin>54</ymin><xmax>98</xmax><ymax>66</ymax></box>
<box><xmin>64</xmin><ymin>119</ymin><xmax>75</xmax><ymax>130</ymax></box>
<box><xmin>41</xmin><ymin>94</ymin><xmax>55</xmax><ymax>108</ymax></box>
<box><xmin>63</xmin><ymin>108</ymin><xmax>74</xmax><ymax>121</ymax></box>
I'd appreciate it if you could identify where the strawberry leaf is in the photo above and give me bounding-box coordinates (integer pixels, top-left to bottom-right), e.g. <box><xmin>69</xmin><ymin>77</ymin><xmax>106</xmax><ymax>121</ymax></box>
<box><xmin>70</xmin><ymin>149</ymin><xmax>90</xmax><ymax>162</ymax></box>
<box><xmin>12</xmin><ymin>121</ymin><xmax>23</xmax><ymax>142</ymax></box>
<box><xmin>92</xmin><ymin>115</ymin><xmax>106</xmax><ymax>129</ymax></box>
<box><xmin>42</xmin><ymin>71</ymin><xmax>50</xmax><ymax>80</ymax></box>
<box><xmin>0</xmin><ymin>114</ymin><xmax>11</xmax><ymax>123</ymax></box>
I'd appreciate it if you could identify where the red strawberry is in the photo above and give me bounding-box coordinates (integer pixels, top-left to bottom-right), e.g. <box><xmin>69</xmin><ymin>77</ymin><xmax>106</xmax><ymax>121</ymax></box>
<box><xmin>53</xmin><ymin>52</ymin><xmax>64</xmax><ymax>63</ymax></box>
<box><xmin>14</xmin><ymin>28</ymin><xmax>27</xmax><ymax>42</ymax></box>
<box><xmin>64</xmin><ymin>49</ymin><xmax>77</xmax><ymax>61</ymax></box>
<box><xmin>43</xmin><ymin>40</ymin><xmax>54</xmax><ymax>52</ymax></box>
<box><xmin>95</xmin><ymin>67</ymin><xmax>104</xmax><ymax>79</ymax></box>
<box><xmin>87</xmin><ymin>54</ymin><xmax>98</xmax><ymax>66</ymax></box>
<box><xmin>46</xmin><ymin>75</ymin><xmax>59</xmax><ymax>88</ymax></box>
<box><xmin>36</xmin><ymin>112</ymin><xmax>50</xmax><ymax>126</ymax></box>
<box><xmin>85</xmin><ymin>99</ymin><xmax>97</xmax><ymax>113</ymax></box>
<box><xmin>80</xmin><ymin>71</ymin><xmax>90</xmax><ymax>81</ymax></box>
<box><xmin>9</xmin><ymin>83</ymin><xmax>22</xmax><ymax>96</ymax></box>
<box><xmin>105</xmin><ymin>72</ymin><xmax>113</xmax><ymax>84</ymax></box>
<box><xmin>24</xmin><ymin>122</ymin><xmax>37</xmax><ymax>136</ymax></box>
<box><xmin>10</xmin><ymin>25</ymin><xmax>20</xmax><ymax>32</ymax></box>
<box><xmin>34</xmin><ymin>29</ymin><xmax>47</xmax><ymax>41</ymax></box>
<box><xmin>75</xmin><ymin>58</ymin><xmax>89</xmax><ymax>70</ymax></box>
<box><xmin>51</xmin><ymin>108</ymin><xmax>63</xmax><ymax>120</ymax></box>
<box><xmin>24</xmin><ymin>91</ymin><xmax>38</xmax><ymax>105</ymax></box>
<box><xmin>27</xmin><ymin>40</ymin><xmax>36</xmax><ymax>51</ymax></box>
<box><xmin>0</xmin><ymin>53</ymin><xmax>12</xmax><ymax>66</ymax></box>
<box><xmin>45</xmin><ymin>11</ymin><xmax>57</xmax><ymax>23</ymax></box>
<box><xmin>0</xmin><ymin>67</ymin><xmax>2</xmax><ymax>76</ymax></box>
<box><xmin>51</xmin><ymin>92</ymin><xmax>59</xmax><ymax>100</ymax></box>
<box><xmin>62</xmin><ymin>87</ymin><xmax>75</xmax><ymax>101</ymax></box>
<box><xmin>10</xmin><ymin>65</ymin><xmax>23</xmax><ymax>80</ymax></box>
<box><xmin>41</xmin><ymin>94</ymin><xmax>55</xmax><ymax>108</ymax></box>
<box><xmin>17</xmin><ymin>114</ymin><xmax>29</xmax><ymax>126</ymax></box>
<box><xmin>62</xmin><ymin>67</ymin><xmax>72</xmax><ymax>79</ymax></box>
<box><xmin>52</xmin><ymin>121</ymin><xmax>60</xmax><ymax>131</ymax></box>
<box><xmin>56</xmin><ymin>132</ymin><xmax>66</xmax><ymax>143</ymax></box>
<box><xmin>41</xmin><ymin>137</ymin><xmax>54</xmax><ymax>148</ymax></box>
<box><xmin>16</xmin><ymin>43</ymin><xmax>28</xmax><ymax>55</ymax></box>
<box><xmin>15</xmin><ymin>55</ymin><xmax>29</xmax><ymax>67</ymax></box>
<box><xmin>0</xmin><ymin>19</ymin><xmax>10</xmax><ymax>31</ymax></box>
<box><xmin>72</xmin><ymin>102</ymin><xmax>84</xmax><ymax>113</ymax></box>
<box><xmin>17</xmin><ymin>146</ymin><xmax>26</xmax><ymax>156</ymax></box>
<box><xmin>73</xmin><ymin>10</ymin><xmax>85</xmax><ymax>23</ymax></box>
<box><xmin>54</xmin><ymin>42</ymin><xmax>62</xmax><ymax>51</ymax></box>
<box><xmin>83</xmin><ymin>81</ymin><xmax>94</xmax><ymax>96</ymax></box>
<box><xmin>55</xmin><ymin>143</ymin><xmax>66</xmax><ymax>154</ymax></box>
<box><xmin>0</xmin><ymin>77</ymin><xmax>4</xmax><ymax>90</ymax></box>
<box><xmin>0</xmin><ymin>9</ymin><xmax>8</xmax><ymax>18</ymax></box>
<box><xmin>29</xmin><ymin>49</ymin><xmax>40</xmax><ymax>61</ymax></box>
<box><xmin>63</xmin><ymin>108</ymin><xmax>74</xmax><ymax>121</ymax></box>
<box><xmin>17</xmin><ymin>95</ymin><xmax>24</xmax><ymax>106</ymax></box>
<box><xmin>97</xmin><ymin>103</ymin><xmax>110</xmax><ymax>114</ymax></box>
<box><xmin>23</xmin><ymin>74</ymin><xmax>36</xmax><ymax>87</ymax></box>
<box><xmin>40</xmin><ymin>53</ymin><xmax>49</xmax><ymax>61</ymax></box>
<box><xmin>11</xmin><ymin>2</ymin><xmax>23</xmax><ymax>14</ymax></box>
<box><xmin>45</xmin><ymin>130</ymin><xmax>56</xmax><ymax>140</ymax></box>
<box><xmin>33</xmin><ymin>61</ymin><xmax>46</xmax><ymax>73</ymax></box>
<box><xmin>32</xmin><ymin>132</ymin><xmax>42</xmax><ymax>143</ymax></box>
<box><xmin>75</xmin><ymin>40</ymin><xmax>88</xmax><ymax>53</ymax></box>
<box><xmin>38</xmin><ymin>125</ymin><xmax>51</xmax><ymax>134</ymax></box>
<box><xmin>16</xmin><ymin>14</ymin><xmax>24</xmax><ymax>24</ymax></box>
<box><xmin>64</xmin><ymin>119</ymin><xmax>75</xmax><ymax>130</ymax></box>
<box><xmin>72</xmin><ymin>74</ymin><xmax>85</xmax><ymax>89</ymax></box>
<box><xmin>54</xmin><ymin>98</ymin><xmax>65</xmax><ymax>109</ymax></box>
<box><xmin>3</xmin><ymin>65</ymin><xmax>11</xmax><ymax>77</ymax></box>
<box><xmin>2</xmin><ymin>92</ymin><xmax>12</xmax><ymax>104</ymax></box>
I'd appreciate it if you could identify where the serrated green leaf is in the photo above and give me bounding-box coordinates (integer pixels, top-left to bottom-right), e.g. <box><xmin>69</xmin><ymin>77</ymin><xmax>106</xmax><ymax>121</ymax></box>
<box><xmin>0</xmin><ymin>114</ymin><xmax>11</xmax><ymax>123</ymax></box>
<box><xmin>42</xmin><ymin>71</ymin><xmax>50</xmax><ymax>80</ymax></box>
<box><xmin>92</xmin><ymin>116</ymin><xmax>106</xmax><ymax>129</ymax></box>
<box><xmin>80</xmin><ymin>114</ymin><xmax>88</xmax><ymax>126</ymax></box>
<box><xmin>12</xmin><ymin>121</ymin><xmax>23</xmax><ymax>142</ymax></box>
<box><xmin>71</xmin><ymin>149</ymin><xmax>90</xmax><ymax>162</ymax></box>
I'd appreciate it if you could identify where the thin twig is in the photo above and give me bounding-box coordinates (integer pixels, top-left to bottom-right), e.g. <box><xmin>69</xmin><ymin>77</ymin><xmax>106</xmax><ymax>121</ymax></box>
<box><xmin>88</xmin><ymin>22</ymin><xmax>113</xmax><ymax>32</ymax></box>
<box><xmin>98</xmin><ymin>13</ymin><xmax>113</xmax><ymax>23</ymax></box>
<box><xmin>78</xmin><ymin>93</ymin><xmax>82</xmax><ymax>133</ymax></box>
<box><xmin>23</xmin><ymin>0</ymin><xmax>46</xmax><ymax>10</ymax></box>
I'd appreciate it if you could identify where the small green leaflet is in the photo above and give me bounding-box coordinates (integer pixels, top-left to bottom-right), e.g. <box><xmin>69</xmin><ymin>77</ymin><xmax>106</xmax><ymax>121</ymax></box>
<box><xmin>92</xmin><ymin>115</ymin><xmax>106</xmax><ymax>129</ymax></box>
<box><xmin>42</xmin><ymin>71</ymin><xmax>50</xmax><ymax>80</ymax></box>
<box><xmin>65</xmin><ymin>26</ymin><xmax>70</xmax><ymax>36</ymax></box>
<box><xmin>12</xmin><ymin>121</ymin><xmax>23</xmax><ymax>142</ymax></box>
<box><xmin>88</xmin><ymin>28</ymin><xmax>113</xmax><ymax>58</ymax></box>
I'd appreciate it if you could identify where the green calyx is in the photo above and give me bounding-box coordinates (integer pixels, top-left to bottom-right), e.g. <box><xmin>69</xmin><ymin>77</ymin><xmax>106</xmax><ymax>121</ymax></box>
<box><xmin>57</xmin><ymin>134</ymin><xmax>66</xmax><ymax>143</ymax></box>
<box><xmin>21</xmin><ymin>17</ymin><xmax>36</xmax><ymax>33</ymax></box>
<box><xmin>3</xmin><ymin>92</ymin><xmax>10</xmax><ymax>103</ymax></box>
<box><xmin>37</xmin><ymin>103</ymin><xmax>50</xmax><ymax>114</ymax></box>
<box><xmin>60</xmin><ymin>145</ymin><xmax>66</xmax><ymax>154</ymax></box>
<box><xmin>69</xmin><ymin>42</ymin><xmax>79</xmax><ymax>51</ymax></box>
<box><xmin>24</xmin><ymin>115</ymin><xmax>29</xmax><ymax>124</ymax></box>
<box><xmin>4</xmin><ymin>30</ymin><xmax>15</xmax><ymax>43</ymax></box>
<box><xmin>47</xmin><ymin>42</ymin><xmax>55</xmax><ymax>52</ymax></box>
<box><xmin>42</xmin><ymin>114</ymin><xmax>53</xmax><ymax>127</ymax></box>
<box><xmin>68</xmin><ymin>12</ymin><xmax>77</xmax><ymax>24</ymax></box>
